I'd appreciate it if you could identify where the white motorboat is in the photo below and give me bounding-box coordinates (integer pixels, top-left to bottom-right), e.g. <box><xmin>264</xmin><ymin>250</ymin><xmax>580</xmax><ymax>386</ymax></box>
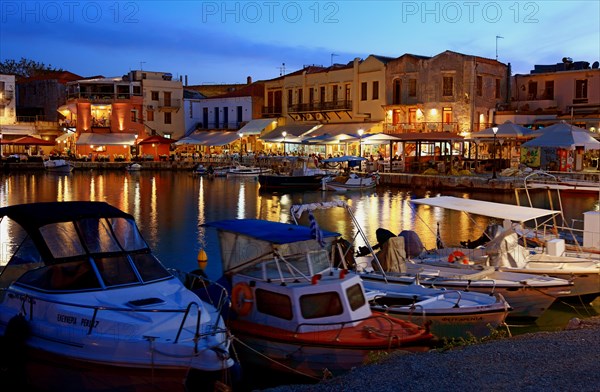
<box><xmin>0</xmin><ymin>201</ymin><xmax>236</xmax><ymax>391</ymax></box>
<box><xmin>203</xmin><ymin>219</ymin><xmax>433</xmax><ymax>378</ymax></box>
<box><xmin>323</xmin><ymin>172</ymin><xmax>378</xmax><ymax>191</ymax></box>
<box><xmin>125</xmin><ymin>163</ymin><xmax>142</xmax><ymax>171</ymax></box>
<box><xmin>226</xmin><ymin>164</ymin><xmax>271</xmax><ymax>177</ymax></box>
<box><xmin>364</xmin><ymin>282</ymin><xmax>510</xmax><ymax>339</ymax></box>
<box><xmin>411</xmin><ymin>196</ymin><xmax>600</xmax><ymax>303</ymax></box>
<box><xmin>290</xmin><ymin>201</ymin><xmax>573</xmax><ymax>320</ymax></box>
<box><xmin>43</xmin><ymin>159</ymin><xmax>73</xmax><ymax>173</ymax></box>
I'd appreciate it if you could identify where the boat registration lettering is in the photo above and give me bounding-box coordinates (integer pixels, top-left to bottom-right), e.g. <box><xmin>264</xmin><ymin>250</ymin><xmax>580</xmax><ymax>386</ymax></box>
<box><xmin>56</xmin><ymin>313</ymin><xmax>77</xmax><ymax>325</ymax></box>
<box><xmin>56</xmin><ymin>314</ymin><xmax>99</xmax><ymax>328</ymax></box>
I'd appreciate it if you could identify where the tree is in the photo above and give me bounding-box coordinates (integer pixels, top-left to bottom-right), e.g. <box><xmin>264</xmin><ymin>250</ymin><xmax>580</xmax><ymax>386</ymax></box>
<box><xmin>0</xmin><ymin>57</ymin><xmax>63</xmax><ymax>78</ymax></box>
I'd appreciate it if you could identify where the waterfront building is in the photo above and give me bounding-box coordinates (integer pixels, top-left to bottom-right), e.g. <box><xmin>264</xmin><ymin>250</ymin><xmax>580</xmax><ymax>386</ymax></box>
<box><xmin>496</xmin><ymin>58</ymin><xmax>600</xmax><ymax>134</ymax></box>
<box><xmin>261</xmin><ymin>55</ymin><xmax>389</xmax><ymax>156</ymax></box>
<box><xmin>65</xmin><ymin>74</ymin><xmax>144</xmax><ymax>160</ymax></box>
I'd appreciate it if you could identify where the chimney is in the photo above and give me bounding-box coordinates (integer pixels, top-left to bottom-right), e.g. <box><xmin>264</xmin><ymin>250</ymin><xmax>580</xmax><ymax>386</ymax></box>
<box><xmin>247</xmin><ymin>76</ymin><xmax>252</xmax><ymax>84</ymax></box>
<box><xmin>185</xmin><ymin>75</ymin><xmax>188</xmax><ymax>86</ymax></box>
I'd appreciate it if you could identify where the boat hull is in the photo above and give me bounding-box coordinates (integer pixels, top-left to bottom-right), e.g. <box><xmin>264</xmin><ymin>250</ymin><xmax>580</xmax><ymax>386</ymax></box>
<box><xmin>230</xmin><ymin>317</ymin><xmax>431</xmax><ymax>378</ymax></box>
<box><xmin>258</xmin><ymin>174</ymin><xmax>324</xmax><ymax>191</ymax></box>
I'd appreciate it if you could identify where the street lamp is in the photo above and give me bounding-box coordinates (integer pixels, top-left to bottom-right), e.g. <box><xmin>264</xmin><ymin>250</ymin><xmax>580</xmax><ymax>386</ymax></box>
<box><xmin>282</xmin><ymin>131</ymin><xmax>287</xmax><ymax>156</ymax></box>
<box><xmin>238</xmin><ymin>132</ymin><xmax>244</xmax><ymax>155</ymax></box>
<box><xmin>491</xmin><ymin>126</ymin><xmax>498</xmax><ymax>179</ymax></box>
<box><xmin>357</xmin><ymin>128</ymin><xmax>364</xmax><ymax>171</ymax></box>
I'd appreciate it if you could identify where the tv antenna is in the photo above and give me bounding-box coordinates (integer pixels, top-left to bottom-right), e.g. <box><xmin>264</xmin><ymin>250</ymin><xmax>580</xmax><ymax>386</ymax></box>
<box><xmin>495</xmin><ymin>36</ymin><xmax>504</xmax><ymax>60</ymax></box>
<box><xmin>140</xmin><ymin>61</ymin><xmax>146</xmax><ymax>70</ymax></box>
<box><xmin>277</xmin><ymin>63</ymin><xmax>286</xmax><ymax>76</ymax></box>
<box><xmin>331</xmin><ymin>53</ymin><xmax>339</xmax><ymax>66</ymax></box>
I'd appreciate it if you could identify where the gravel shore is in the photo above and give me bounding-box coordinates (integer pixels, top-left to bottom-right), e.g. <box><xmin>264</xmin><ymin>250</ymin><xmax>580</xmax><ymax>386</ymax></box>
<box><xmin>261</xmin><ymin>317</ymin><xmax>600</xmax><ymax>392</ymax></box>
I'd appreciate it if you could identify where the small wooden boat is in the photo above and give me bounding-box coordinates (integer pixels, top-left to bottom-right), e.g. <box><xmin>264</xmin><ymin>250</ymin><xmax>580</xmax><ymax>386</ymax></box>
<box><xmin>204</xmin><ymin>219</ymin><xmax>433</xmax><ymax>378</ymax></box>
<box><xmin>324</xmin><ymin>172</ymin><xmax>378</xmax><ymax>191</ymax></box>
<box><xmin>0</xmin><ymin>202</ymin><xmax>236</xmax><ymax>391</ymax></box>
<box><xmin>227</xmin><ymin>164</ymin><xmax>271</xmax><ymax>177</ymax></box>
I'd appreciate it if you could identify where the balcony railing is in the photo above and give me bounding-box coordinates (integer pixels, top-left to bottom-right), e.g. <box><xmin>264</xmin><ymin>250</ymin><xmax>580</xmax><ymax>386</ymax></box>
<box><xmin>288</xmin><ymin>100</ymin><xmax>352</xmax><ymax>113</ymax></box>
<box><xmin>262</xmin><ymin>106</ymin><xmax>283</xmax><ymax>117</ymax></box>
<box><xmin>158</xmin><ymin>99</ymin><xmax>181</xmax><ymax>110</ymax></box>
<box><xmin>385</xmin><ymin>122</ymin><xmax>459</xmax><ymax>133</ymax></box>
<box><xmin>67</xmin><ymin>92</ymin><xmax>141</xmax><ymax>102</ymax></box>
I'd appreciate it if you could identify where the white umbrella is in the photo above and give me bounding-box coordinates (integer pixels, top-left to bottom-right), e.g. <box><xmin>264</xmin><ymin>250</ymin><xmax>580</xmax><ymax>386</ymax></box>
<box><xmin>522</xmin><ymin>121</ymin><xmax>600</xmax><ymax>150</ymax></box>
<box><xmin>471</xmin><ymin>121</ymin><xmax>533</xmax><ymax>139</ymax></box>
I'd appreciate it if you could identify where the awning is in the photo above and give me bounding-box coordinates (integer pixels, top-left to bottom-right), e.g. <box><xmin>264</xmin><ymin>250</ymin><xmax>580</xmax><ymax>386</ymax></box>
<box><xmin>260</xmin><ymin>123</ymin><xmax>321</xmax><ymax>142</ymax></box>
<box><xmin>411</xmin><ymin>196</ymin><xmax>560</xmax><ymax>222</ymax></box>
<box><xmin>309</xmin><ymin>122</ymin><xmax>380</xmax><ymax>137</ymax></box>
<box><xmin>55</xmin><ymin>133</ymin><xmax>75</xmax><ymax>143</ymax></box>
<box><xmin>76</xmin><ymin>133</ymin><xmax>137</xmax><ymax>146</ymax></box>
<box><xmin>0</xmin><ymin>124</ymin><xmax>37</xmax><ymax>135</ymax></box>
<box><xmin>57</xmin><ymin>103</ymin><xmax>77</xmax><ymax>115</ymax></box>
<box><xmin>2</xmin><ymin>135</ymin><xmax>54</xmax><ymax>146</ymax></box>
<box><xmin>359</xmin><ymin>133</ymin><xmax>402</xmax><ymax>145</ymax></box>
<box><xmin>238</xmin><ymin>119</ymin><xmax>277</xmax><ymax>136</ymax></box>
<box><xmin>175</xmin><ymin>131</ymin><xmax>241</xmax><ymax>146</ymax></box>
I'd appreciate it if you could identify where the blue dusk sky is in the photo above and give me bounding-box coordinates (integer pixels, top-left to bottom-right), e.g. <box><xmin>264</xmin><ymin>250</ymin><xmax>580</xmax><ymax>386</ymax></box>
<box><xmin>1</xmin><ymin>0</ymin><xmax>598</xmax><ymax>84</ymax></box>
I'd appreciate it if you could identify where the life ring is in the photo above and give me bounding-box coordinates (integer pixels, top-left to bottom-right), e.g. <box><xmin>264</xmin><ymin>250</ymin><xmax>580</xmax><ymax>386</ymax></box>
<box><xmin>448</xmin><ymin>251</ymin><xmax>469</xmax><ymax>264</ymax></box>
<box><xmin>231</xmin><ymin>282</ymin><xmax>253</xmax><ymax>316</ymax></box>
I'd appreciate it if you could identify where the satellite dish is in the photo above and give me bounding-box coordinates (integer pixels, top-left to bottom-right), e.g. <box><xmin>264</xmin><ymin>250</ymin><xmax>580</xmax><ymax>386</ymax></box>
<box><xmin>592</xmin><ymin>61</ymin><xmax>599</xmax><ymax>69</ymax></box>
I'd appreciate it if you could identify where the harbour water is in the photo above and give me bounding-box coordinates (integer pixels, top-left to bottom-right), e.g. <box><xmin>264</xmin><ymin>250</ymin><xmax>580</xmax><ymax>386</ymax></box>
<box><xmin>1</xmin><ymin>170</ymin><xmax>599</xmax><ymax>389</ymax></box>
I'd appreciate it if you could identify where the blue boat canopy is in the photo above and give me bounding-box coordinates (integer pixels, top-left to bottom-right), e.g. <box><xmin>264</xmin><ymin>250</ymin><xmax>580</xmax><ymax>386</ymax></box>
<box><xmin>204</xmin><ymin>219</ymin><xmax>339</xmax><ymax>244</ymax></box>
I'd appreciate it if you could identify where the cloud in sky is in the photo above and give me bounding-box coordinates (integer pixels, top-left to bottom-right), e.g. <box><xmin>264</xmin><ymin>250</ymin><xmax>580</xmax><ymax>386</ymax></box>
<box><xmin>1</xmin><ymin>1</ymin><xmax>598</xmax><ymax>84</ymax></box>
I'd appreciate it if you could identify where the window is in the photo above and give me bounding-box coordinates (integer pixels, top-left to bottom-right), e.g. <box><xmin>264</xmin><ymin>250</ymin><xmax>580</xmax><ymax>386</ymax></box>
<box><xmin>393</xmin><ymin>79</ymin><xmax>401</xmax><ymax>104</ymax></box>
<box><xmin>408</xmin><ymin>79</ymin><xmax>417</xmax><ymax>97</ymax></box>
<box><xmin>332</xmin><ymin>84</ymin><xmax>338</xmax><ymax>103</ymax></box>
<box><xmin>442</xmin><ymin>76</ymin><xmax>453</xmax><ymax>96</ymax></box>
<box><xmin>528</xmin><ymin>81</ymin><xmax>538</xmax><ymax>100</ymax></box>
<box><xmin>130</xmin><ymin>110</ymin><xmax>138</xmax><ymax>123</ymax></box>
<box><xmin>372</xmin><ymin>81</ymin><xmax>379</xmax><ymax>100</ymax></box>
<box><xmin>320</xmin><ymin>86</ymin><xmax>326</xmax><ymax>103</ymax></box>
<box><xmin>202</xmin><ymin>107</ymin><xmax>208</xmax><ymax>128</ymax></box>
<box><xmin>214</xmin><ymin>107</ymin><xmax>219</xmax><ymax>128</ymax></box>
<box><xmin>544</xmin><ymin>81</ymin><xmax>554</xmax><ymax>100</ymax></box>
<box><xmin>575</xmin><ymin>79</ymin><xmax>588</xmax><ymax>99</ymax></box>
<box><xmin>442</xmin><ymin>107</ymin><xmax>453</xmax><ymax>124</ymax></box>
<box><xmin>223</xmin><ymin>106</ymin><xmax>229</xmax><ymax>128</ymax></box>
<box><xmin>237</xmin><ymin>106</ymin><xmax>243</xmax><ymax>123</ymax></box>
<box><xmin>151</xmin><ymin>91</ymin><xmax>159</xmax><ymax>101</ymax></box>
<box><xmin>346</xmin><ymin>284</ymin><xmax>366</xmax><ymax>311</ymax></box>
<box><xmin>297</xmin><ymin>88</ymin><xmax>303</xmax><ymax>104</ymax></box>
<box><xmin>300</xmin><ymin>291</ymin><xmax>343</xmax><ymax>319</ymax></box>
<box><xmin>495</xmin><ymin>79</ymin><xmax>501</xmax><ymax>99</ymax></box>
<box><xmin>476</xmin><ymin>75</ymin><xmax>483</xmax><ymax>96</ymax></box>
<box><xmin>361</xmin><ymin>82</ymin><xmax>367</xmax><ymax>101</ymax></box>
<box><xmin>408</xmin><ymin>108</ymin><xmax>417</xmax><ymax>124</ymax></box>
<box><xmin>164</xmin><ymin>112</ymin><xmax>171</xmax><ymax>125</ymax></box>
<box><xmin>287</xmin><ymin>89</ymin><xmax>293</xmax><ymax>108</ymax></box>
<box><xmin>256</xmin><ymin>289</ymin><xmax>292</xmax><ymax>320</ymax></box>
<box><xmin>309</xmin><ymin>88</ymin><xmax>314</xmax><ymax>108</ymax></box>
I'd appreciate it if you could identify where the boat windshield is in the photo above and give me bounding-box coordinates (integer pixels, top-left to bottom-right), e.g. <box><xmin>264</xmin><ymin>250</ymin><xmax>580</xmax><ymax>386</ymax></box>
<box><xmin>0</xmin><ymin>216</ymin><xmax>171</xmax><ymax>292</ymax></box>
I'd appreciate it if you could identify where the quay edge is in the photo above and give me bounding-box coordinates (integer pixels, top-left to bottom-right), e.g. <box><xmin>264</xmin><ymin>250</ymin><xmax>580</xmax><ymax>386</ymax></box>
<box><xmin>378</xmin><ymin>172</ymin><xmax>519</xmax><ymax>192</ymax></box>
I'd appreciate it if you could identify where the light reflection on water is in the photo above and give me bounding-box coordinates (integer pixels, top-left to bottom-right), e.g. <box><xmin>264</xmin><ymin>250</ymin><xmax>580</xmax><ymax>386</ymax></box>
<box><xmin>1</xmin><ymin>170</ymin><xmax>599</xmax><ymax>328</ymax></box>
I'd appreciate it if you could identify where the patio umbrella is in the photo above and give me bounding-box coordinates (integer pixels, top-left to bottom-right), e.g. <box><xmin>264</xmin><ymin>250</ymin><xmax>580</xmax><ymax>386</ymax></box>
<box><xmin>4</xmin><ymin>135</ymin><xmax>54</xmax><ymax>146</ymax></box>
<box><xmin>471</xmin><ymin>121</ymin><xmax>533</xmax><ymax>139</ymax></box>
<box><xmin>522</xmin><ymin>121</ymin><xmax>600</xmax><ymax>150</ymax></box>
<box><xmin>137</xmin><ymin>135</ymin><xmax>176</xmax><ymax>145</ymax></box>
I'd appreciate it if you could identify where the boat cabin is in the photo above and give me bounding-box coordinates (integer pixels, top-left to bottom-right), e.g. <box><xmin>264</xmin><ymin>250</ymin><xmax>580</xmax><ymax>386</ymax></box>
<box><xmin>0</xmin><ymin>202</ymin><xmax>172</xmax><ymax>292</ymax></box>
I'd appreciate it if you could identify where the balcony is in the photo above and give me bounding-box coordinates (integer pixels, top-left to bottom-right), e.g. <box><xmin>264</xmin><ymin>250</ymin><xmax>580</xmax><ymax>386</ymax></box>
<box><xmin>385</xmin><ymin>122</ymin><xmax>459</xmax><ymax>134</ymax></box>
<box><xmin>67</xmin><ymin>92</ymin><xmax>141</xmax><ymax>103</ymax></box>
<box><xmin>288</xmin><ymin>100</ymin><xmax>352</xmax><ymax>113</ymax></box>
<box><xmin>157</xmin><ymin>99</ymin><xmax>181</xmax><ymax>111</ymax></box>
<box><xmin>262</xmin><ymin>106</ymin><xmax>283</xmax><ymax>117</ymax></box>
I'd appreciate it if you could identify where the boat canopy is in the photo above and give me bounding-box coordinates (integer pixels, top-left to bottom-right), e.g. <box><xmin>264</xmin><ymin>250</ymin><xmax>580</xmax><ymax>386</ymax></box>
<box><xmin>411</xmin><ymin>196</ymin><xmax>561</xmax><ymax>222</ymax></box>
<box><xmin>204</xmin><ymin>219</ymin><xmax>339</xmax><ymax>274</ymax></box>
